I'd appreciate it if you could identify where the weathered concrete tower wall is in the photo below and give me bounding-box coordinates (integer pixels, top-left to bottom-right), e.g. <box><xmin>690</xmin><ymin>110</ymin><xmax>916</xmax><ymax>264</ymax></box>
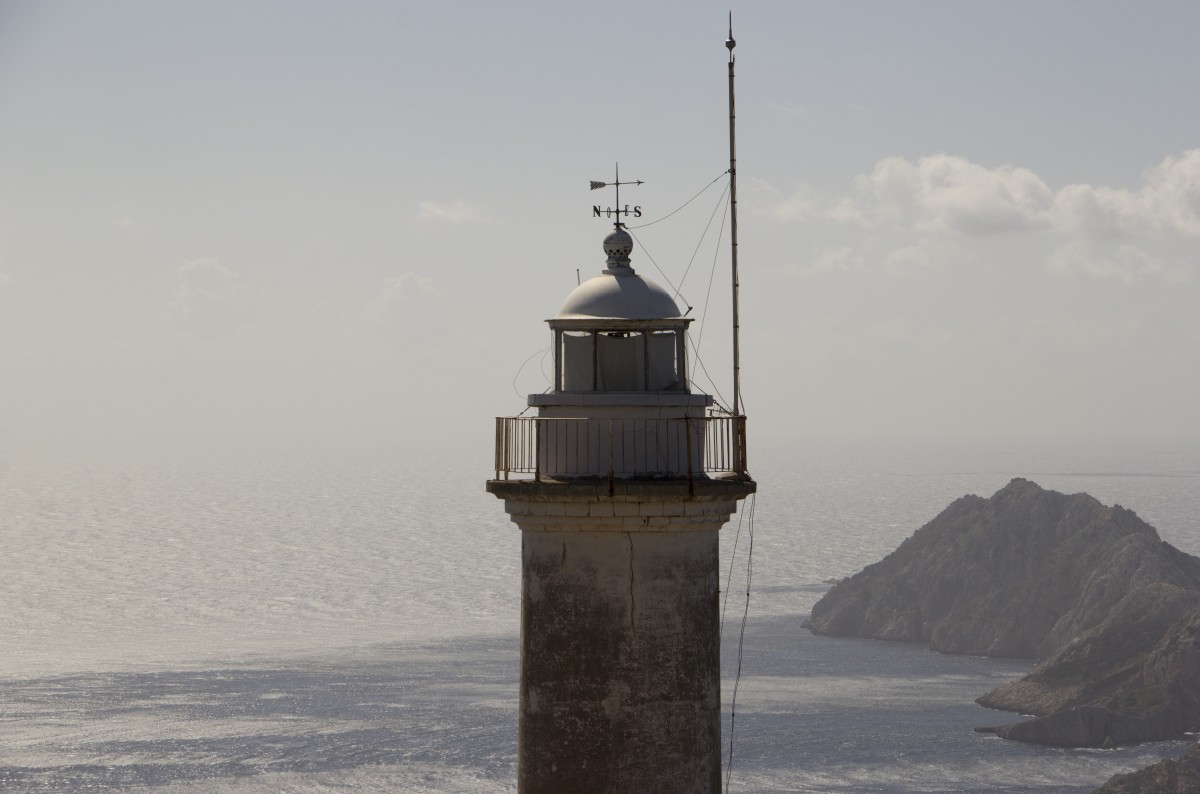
<box><xmin>522</xmin><ymin>529</ymin><xmax>718</xmax><ymax>791</ymax></box>
<box><xmin>499</xmin><ymin>487</ymin><xmax>743</xmax><ymax>792</ymax></box>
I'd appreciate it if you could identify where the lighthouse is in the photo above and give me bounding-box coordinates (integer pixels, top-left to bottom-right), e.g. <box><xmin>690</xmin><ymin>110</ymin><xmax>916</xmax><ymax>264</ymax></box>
<box><xmin>487</xmin><ymin>216</ymin><xmax>756</xmax><ymax>790</ymax></box>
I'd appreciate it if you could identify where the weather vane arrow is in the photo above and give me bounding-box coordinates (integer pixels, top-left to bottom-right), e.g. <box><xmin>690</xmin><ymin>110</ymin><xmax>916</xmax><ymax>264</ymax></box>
<box><xmin>589</xmin><ymin>163</ymin><xmax>644</xmax><ymax>227</ymax></box>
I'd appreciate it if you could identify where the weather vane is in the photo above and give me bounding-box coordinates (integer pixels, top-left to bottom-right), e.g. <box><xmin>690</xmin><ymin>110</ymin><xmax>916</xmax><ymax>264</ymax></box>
<box><xmin>589</xmin><ymin>163</ymin><xmax>643</xmax><ymax>227</ymax></box>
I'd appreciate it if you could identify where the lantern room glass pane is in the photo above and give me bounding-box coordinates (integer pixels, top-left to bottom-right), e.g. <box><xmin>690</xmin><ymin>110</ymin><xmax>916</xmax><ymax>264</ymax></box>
<box><xmin>647</xmin><ymin>330</ymin><xmax>680</xmax><ymax>390</ymax></box>
<box><xmin>596</xmin><ymin>332</ymin><xmax>640</xmax><ymax>390</ymax></box>
<box><xmin>556</xmin><ymin>327</ymin><xmax>684</xmax><ymax>392</ymax></box>
<box><xmin>561</xmin><ymin>332</ymin><xmax>593</xmax><ymax>391</ymax></box>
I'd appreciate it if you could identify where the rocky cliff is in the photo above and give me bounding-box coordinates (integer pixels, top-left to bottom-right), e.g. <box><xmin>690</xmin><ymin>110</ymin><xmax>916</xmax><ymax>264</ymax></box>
<box><xmin>1095</xmin><ymin>741</ymin><xmax>1200</xmax><ymax>793</ymax></box>
<box><xmin>805</xmin><ymin>478</ymin><xmax>1200</xmax><ymax>747</ymax></box>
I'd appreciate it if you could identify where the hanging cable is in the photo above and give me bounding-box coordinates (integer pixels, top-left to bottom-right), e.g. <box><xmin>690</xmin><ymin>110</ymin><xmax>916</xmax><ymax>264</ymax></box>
<box><xmin>511</xmin><ymin>346</ymin><xmax>550</xmax><ymax>401</ymax></box>
<box><xmin>688</xmin><ymin>337</ymin><xmax>732</xmax><ymax>413</ymax></box>
<box><xmin>627</xmin><ymin>170</ymin><xmax>729</xmax><ymax>229</ymax></box>
<box><xmin>673</xmin><ymin>179</ymin><xmax>732</xmax><ymax>303</ymax></box>
<box><xmin>724</xmin><ymin>492</ymin><xmax>755</xmax><ymax>794</ymax></box>
<box><xmin>621</xmin><ymin>170</ymin><xmax>739</xmax><ymax>413</ymax></box>
<box><xmin>629</xmin><ymin>178</ymin><xmax>730</xmax><ymax>314</ymax></box>
<box><xmin>720</xmin><ymin>502</ymin><xmax>748</xmax><ymax>635</ymax></box>
<box><xmin>626</xmin><ymin>231</ymin><xmax>683</xmax><ymax>301</ymax></box>
<box><xmin>694</xmin><ymin>191</ymin><xmax>732</xmax><ymax>355</ymax></box>
<box><xmin>686</xmin><ymin>185</ymin><xmax>732</xmax><ymax>406</ymax></box>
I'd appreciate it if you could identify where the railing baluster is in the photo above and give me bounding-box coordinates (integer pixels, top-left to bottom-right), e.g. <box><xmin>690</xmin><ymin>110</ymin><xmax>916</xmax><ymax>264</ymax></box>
<box><xmin>608</xmin><ymin>419</ymin><xmax>614</xmax><ymax>483</ymax></box>
<box><xmin>639</xmin><ymin>419</ymin><xmax>645</xmax><ymax>476</ymax></box>
<box><xmin>739</xmin><ymin>415</ymin><xmax>747</xmax><ymax>474</ymax></box>
<box><xmin>700</xmin><ymin>417</ymin><xmax>710</xmax><ymax>472</ymax></box>
<box><xmin>490</xmin><ymin>414</ymin><xmax>745</xmax><ymax>480</ymax></box>
<box><xmin>717</xmin><ymin>418</ymin><xmax>723</xmax><ymax>471</ymax></box>
<box><xmin>718</xmin><ymin>417</ymin><xmax>722</xmax><ymax>472</ymax></box>
<box><xmin>723</xmin><ymin>416</ymin><xmax>730</xmax><ymax>473</ymax></box>
<box><xmin>721</xmin><ymin>418</ymin><xmax>728</xmax><ymax>471</ymax></box>
<box><xmin>684</xmin><ymin>416</ymin><xmax>693</xmax><ymax>483</ymax></box>
<box><xmin>700</xmin><ymin>422</ymin><xmax>710</xmax><ymax>472</ymax></box>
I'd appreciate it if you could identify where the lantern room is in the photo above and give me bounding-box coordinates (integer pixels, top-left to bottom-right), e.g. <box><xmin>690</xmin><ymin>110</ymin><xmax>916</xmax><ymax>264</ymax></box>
<box><xmin>548</xmin><ymin>227</ymin><xmax>690</xmax><ymax>394</ymax></box>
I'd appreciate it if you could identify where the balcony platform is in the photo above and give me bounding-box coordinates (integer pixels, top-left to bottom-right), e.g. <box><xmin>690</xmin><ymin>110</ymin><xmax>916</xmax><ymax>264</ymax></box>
<box><xmin>486</xmin><ymin>474</ymin><xmax>756</xmax><ymax>503</ymax></box>
<box><xmin>527</xmin><ymin>392</ymin><xmax>713</xmax><ymax>407</ymax></box>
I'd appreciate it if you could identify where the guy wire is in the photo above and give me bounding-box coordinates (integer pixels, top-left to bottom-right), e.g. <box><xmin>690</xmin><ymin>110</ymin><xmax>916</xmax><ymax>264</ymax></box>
<box><xmin>627</xmin><ymin>170</ymin><xmax>729</xmax><ymax>229</ymax></box>
<box><xmin>674</xmin><ymin>178</ymin><xmax>732</xmax><ymax>304</ymax></box>
<box><xmin>687</xmin><ymin>336</ymin><xmax>732</xmax><ymax>416</ymax></box>
<box><xmin>720</xmin><ymin>498</ymin><xmax>748</xmax><ymax>634</ymax></box>
<box><xmin>724</xmin><ymin>492</ymin><xmax>756</xmax><ymax>794</ymax></box>
<box><xmin>694</xmin><ymin>187</ymin><xmax>732</xmax><ymax>354</ymax></box>
<box><xmin>511</xmin><ymin>345</ymin><xmax>550</xmax><ymax>401</ymax></box>
<box><xmin>627</xmin><ymin>231</ymin><xmax>684</xmax><ymax>302</ymax></box>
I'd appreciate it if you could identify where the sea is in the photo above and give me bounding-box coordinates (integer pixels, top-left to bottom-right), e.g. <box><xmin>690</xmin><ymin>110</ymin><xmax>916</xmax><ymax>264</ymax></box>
<box><xmin>1</xmin><ymin>436</ymin><xmax>1198</xmax><ymax>793</ymax></box>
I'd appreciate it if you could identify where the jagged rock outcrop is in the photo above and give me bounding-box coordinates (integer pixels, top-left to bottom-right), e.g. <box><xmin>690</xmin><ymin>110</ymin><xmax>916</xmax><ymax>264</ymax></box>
<box><xmin>1095</xmin><ymin>741</ymin><xmax>1200</xmax><ymax>793</ymax></box>
<box><xmin>804</xmin><ymin>478</ymin><xmax>1200</xmax><ymax>747</ymax></box>
<box><xmin>979</xmin><ymin>587</ymin><xmax>1200</xmax><ymax>747</ymax></box>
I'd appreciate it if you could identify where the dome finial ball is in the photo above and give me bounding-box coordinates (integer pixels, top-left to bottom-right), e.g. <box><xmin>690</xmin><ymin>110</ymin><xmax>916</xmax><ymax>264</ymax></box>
<box><xmin>603</xmin><ymin>227</ymin><xmax>633</xmax><ymax>259</ymax></box>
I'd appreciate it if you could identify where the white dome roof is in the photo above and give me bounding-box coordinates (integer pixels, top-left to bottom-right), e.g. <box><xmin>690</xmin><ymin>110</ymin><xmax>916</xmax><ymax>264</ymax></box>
<box><xmin>556</xmin><ymin>273</ymin><xmax>682</xmax><ymax>320</ymax></box>
<box><xmin>555</xmin><ymin>227</ymin><xmax>683</xmax><ymax>320</ymax></box>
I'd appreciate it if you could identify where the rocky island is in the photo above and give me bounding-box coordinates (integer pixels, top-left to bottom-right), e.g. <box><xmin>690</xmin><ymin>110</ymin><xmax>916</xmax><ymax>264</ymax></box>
<box><xmin>805</xmin><ymin>478</ymin><xmax>1200</xmax><ymax>751</ymax></box>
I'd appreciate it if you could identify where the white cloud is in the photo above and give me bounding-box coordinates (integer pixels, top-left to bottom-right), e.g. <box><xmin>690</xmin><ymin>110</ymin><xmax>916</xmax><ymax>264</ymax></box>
<box><xmin>853</xmin><ymin>150</ymin><xmax>1200</xmax><ymax>239</ymax></box>
<box><xmin>178</xmin><ymin>258</ymin><xmax>237</xmax><ymax>281</ymax></box>
<box><xmin>767</xmin><ymin>101</ymin><xmax>806</xmax><ymax>116</ymax></box>
<box><xmin>115</xmin><ymin>206</ymin><xmax>135</xmax><ymax>231</ymax></box>
<box><xmin>167</xmin><ymin>258</ymin><xmax>257</xmax><ymax>338</ymax></box>
<box><xmin>1047</xmin><ymin>242</ymin><xmax>1169</xmax><ymax>282</ymax></box>
<box><xmin>412</xmin><ymin>199</ymin><xmax>497</xmax><ymax>225</ymax></box>
<box><xmin>881</xmin><ymin>237</ymin><xmax>947</xmax><ymax>273</ymax></box>
<box><xmin>0</xmin><ymin>271</ymin><xmax>11</xmax><ymax>289</ymax></box>
<box><xmin>750</xmin><ymin>178</ymin><xmax>817</xmax><ymax>222</ymax></box>
<box><xmin>360</xmin><ymin>273</ymin><xmax>442</xmax><ymax>349</ymax></box>
<box><xmin>1052</xmin><ymin>149</ymin><xmax>1200</xmax><ymax>237</ymax></box>
<box><xmin>1144</xmin><ymin>149</ymin><xmax>1200</xmax><ymax>234</ymax></box>
<box><xmin>770</xmin><ymin>191</ymin><xmax>817</xmax><ymax>223</ymax></box>
<box><xmin>363</xmin><ymin>273</ymin><xmax>435</xmax><ymax>317</ymax></box>
<box><xmin>848</xmin><ymin>154</ymin><xmax>1055</xmax><ymax>235</ymax></box>
<box><xmin>764</xmin><ymin>149</ymin><xmax>1200</xmax><ymax>280</ymax></box>
<box><xmin>799</xmin><ymin>246</ymin><xmax>864</xmax><ymax>275</ymax></box>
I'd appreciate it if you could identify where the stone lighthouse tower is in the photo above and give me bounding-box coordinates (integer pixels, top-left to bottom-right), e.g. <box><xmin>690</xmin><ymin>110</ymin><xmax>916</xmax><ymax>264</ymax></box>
<box><xmin>487</xmin><ymin>221</ymin><xmax>755</xmax><ymax>792</ymax></box>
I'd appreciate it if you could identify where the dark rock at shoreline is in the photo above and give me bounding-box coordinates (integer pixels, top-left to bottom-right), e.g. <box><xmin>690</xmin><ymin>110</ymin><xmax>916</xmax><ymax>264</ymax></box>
<box><xmin>1095</xmin><ymin>741</ymin><xmax>1200</xmax><ymax>793</ymax></box>
<box><xmin>979</xmin><ymin>586</ymin><xmax>1200</xmax><ymax>747</ymax></box>
<box><xmin>805</xmin><ymin>478</ymin><xmax>1200</xmax><ymax>747</ymax></box>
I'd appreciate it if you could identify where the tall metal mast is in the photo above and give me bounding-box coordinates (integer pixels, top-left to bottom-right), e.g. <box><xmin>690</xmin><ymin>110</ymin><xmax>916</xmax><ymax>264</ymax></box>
<box><xmin>726</xmin><ymin>15</ymin><xmax>742</xmax><ymax>416</ymax></box>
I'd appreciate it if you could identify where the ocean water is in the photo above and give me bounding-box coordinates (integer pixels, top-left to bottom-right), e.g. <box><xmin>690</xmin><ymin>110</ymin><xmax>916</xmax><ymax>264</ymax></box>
<box><xmin>1</xmin><ymin>437</ymin><xmax>1197</xmax><ymax>792</ymax></box>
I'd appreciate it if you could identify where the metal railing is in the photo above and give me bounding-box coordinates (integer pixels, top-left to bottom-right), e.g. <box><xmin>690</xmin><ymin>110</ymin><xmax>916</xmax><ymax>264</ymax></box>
<box><xmin>493</xmin><ymin>415</ymin><xmax>747</xmax><ymax>480</ymax></box>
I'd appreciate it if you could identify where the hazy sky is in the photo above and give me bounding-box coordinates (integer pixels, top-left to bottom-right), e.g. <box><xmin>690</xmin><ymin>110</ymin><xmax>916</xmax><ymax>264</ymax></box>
<box><xmin>2</xmin><ymin>1</ymin><xmax>1198</xmax><ymax>452</ymax></box>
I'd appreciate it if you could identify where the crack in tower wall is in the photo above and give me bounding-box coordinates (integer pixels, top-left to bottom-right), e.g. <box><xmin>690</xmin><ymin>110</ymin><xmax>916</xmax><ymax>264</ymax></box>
<box><xmin>628</xmin><ymin>532</ymin><xmax>637</xmax><ymax>633</ymax></box>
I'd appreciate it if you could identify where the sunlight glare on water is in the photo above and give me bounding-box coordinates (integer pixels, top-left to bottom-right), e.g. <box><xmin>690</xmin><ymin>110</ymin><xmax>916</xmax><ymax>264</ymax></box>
<box><xmin>1</xmin><ymin>437</ymin><xmax>1196</xmax><ymax>791</ymax></box>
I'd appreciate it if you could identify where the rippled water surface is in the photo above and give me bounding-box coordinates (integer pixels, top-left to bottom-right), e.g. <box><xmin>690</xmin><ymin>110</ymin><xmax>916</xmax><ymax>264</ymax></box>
<box><xmin>2</xmin><ymin>437</ymin><xmax>1197</xmax><ymax>791</ymax></box>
